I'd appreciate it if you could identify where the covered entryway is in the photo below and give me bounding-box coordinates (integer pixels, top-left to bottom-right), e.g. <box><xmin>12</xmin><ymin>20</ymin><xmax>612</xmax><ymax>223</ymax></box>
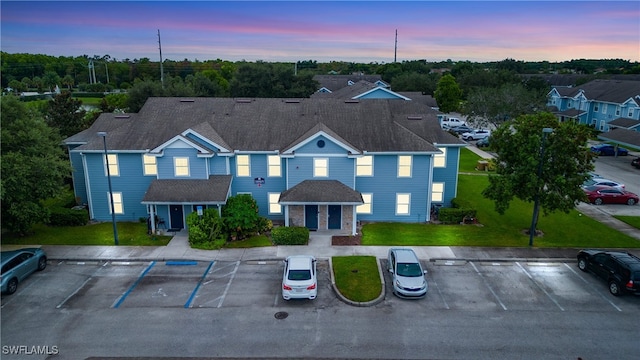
<box><xmin>169</xmin><ymin>205</ymin><xmax>184</xmax><ymax>229</ymax></box>
<box><xmin>279</xmin><ymin>180</ymin><xmax>363</xmax><ymax>235</ymax></box>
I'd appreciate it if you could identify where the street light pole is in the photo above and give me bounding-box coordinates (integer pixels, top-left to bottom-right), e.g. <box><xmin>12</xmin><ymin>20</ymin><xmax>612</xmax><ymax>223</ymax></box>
<box><xmin>98</xmin><ymin>131</ymin><xmax>119</xmax><ymax>246</ymax></box>
<box><xmin>529</xmin><ymin>127</ymin><xmax>553</xmax><ymax>247</ymax></box>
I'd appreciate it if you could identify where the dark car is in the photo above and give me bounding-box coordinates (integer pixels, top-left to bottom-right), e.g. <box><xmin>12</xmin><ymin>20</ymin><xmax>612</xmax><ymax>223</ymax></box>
<box><xmin>476</xmin><ymin>137</ymin><xmax>490</xmax><ymax>148</ymax></box>
<box><xmin>1</xmin><ymin>248</ymin><xmax>47</xmax><ymax>295</ymax></box>
<box><xmin>590</xmin><ymin>143</ymin><xmax>628</xmax><ymax>156</ymax></box>
<box><xmin>582</xmin><ymin>185</ymin><xmax>638</xmax><ymax>205</ymax></box>
<box><xmin>577</xmin><ymin>250</ymin><xmax>640</xmax><ymax>296</ymax></box>
<box><xmin>632</xmin><ymin>157</ymin><xmax>640</xmax><ymax>169</ymax></box>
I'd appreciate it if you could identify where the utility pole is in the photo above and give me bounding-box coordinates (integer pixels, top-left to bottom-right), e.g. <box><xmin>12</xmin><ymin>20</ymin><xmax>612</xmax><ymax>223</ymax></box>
<box><xmin>394</xmin><ymin>29</ymin><xmax>398</xmax><ymax>63</ymax></box>
<box><xmin>158</xmin><ymin>29</ymin><xmax>164</xmax><ymax>89</ymax></box>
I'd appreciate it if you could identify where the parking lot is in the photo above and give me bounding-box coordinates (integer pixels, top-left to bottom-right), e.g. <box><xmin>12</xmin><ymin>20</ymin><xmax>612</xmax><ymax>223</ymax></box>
<box><xmin>3</xmin><ymin>258</ymin><xmax>638</xmax><ymax>313</ymax></box>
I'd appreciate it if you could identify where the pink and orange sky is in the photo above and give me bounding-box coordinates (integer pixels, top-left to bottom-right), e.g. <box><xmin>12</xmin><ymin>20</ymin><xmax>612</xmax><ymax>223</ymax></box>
<box><xmin>1</xmin><ymin>1</ymin><xmax>639</xmax><ymax>63</ymax></box>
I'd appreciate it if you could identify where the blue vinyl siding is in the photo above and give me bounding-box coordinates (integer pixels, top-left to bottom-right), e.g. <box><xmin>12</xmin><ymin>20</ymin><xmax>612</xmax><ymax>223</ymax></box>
<box><xmin>294</xmin><ymin>135</ymin><xmax>348</xmax><ymax>154</ymax></box>
<box><xmin>287</xmin><ymin>156</ymin><xmax>354</xmax><ymax>188</ymax></box>
<box><xmin>432</xmin><ymin>147</ymin><xmax>461</xmax><ymax>206</ymax></box>
<box><xmin>157</xmin><ymin>148</ymin><xmax>207</xmax><ymax>179</ymax></box>
<box><xmin>86</xmin><ymin>152</ymin><xmax>153</xmax><ymax>221</ymax></box>
<box><xmin>230</xmin><ymin>154</ymin><xmax>286</xmax><ymax>220</ymax></box>
<box><xmin>69</xmin><ymin>147</ymin><xmax>88</xmax><ymax>205</ymax></box>
<box><xmin>209</xmin><ymin>156</ymin><xmax>228</xmax><ymax>175</ymax></box>
<box><xmin>356</xmin><ymin>154</ymin><xmax>430</xmax><ymax>222</ymax></box>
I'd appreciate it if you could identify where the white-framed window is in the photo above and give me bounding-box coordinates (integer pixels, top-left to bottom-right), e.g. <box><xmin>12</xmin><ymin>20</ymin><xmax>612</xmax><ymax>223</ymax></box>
<box><xmin>268</xmin><ymin>193</ymin><xmax>282</xmax><ymax>214</ymax></box>
<box><xmin>174</xmin><ymin>157</ymin><xmax>190</xmax><ymax>177</ymax></box>
<box><xmin>143</xmin><ymin>154</ymin><xmax>157</xmax><ymax>176</ymax></box>
<box><xmin>398</xmin><ymin>155</ymin><xmax>412</xmax><ymax>177</ymax></box>
<box><xmin>108</xmin><ymin>192</ymin><xmax>124</xmax><ymax>214</ymax></box>
<box><xmin>599</xmin><ymin>120</ymin><xmax>606</xmax><ymax>131</ymax></box>
<box><xmin>356</xmin><ymin>193</ymin><xmax>373</xmax><ymax>214</ymax></box>
<box><xmin>615</xmin><ymin>106</ymin><xmax>621</xmax><ymax>116</ymax></box>
<box><xmin>267</xmin><ymin>155</ymin><xmax>281</xmax><ymax>177</ymax></box>
<box><xmin>594</xmin><ymin>103</ymin><xmax>599</xmax><ymax>112</ymax></box>
<box><xmin>314</xmin><ymin>158</ymin><xmax>328</xmax><ymax>177</ymax></box>
<box><xmin>434</xmin><ymin>147</ymin><xmax>446</xmax><ymax>168</ymax></box>
<box><xmin>431</xmin><ymin>183</ymin><xmax>444</xmax><ymax>202</ymax></box>
<box><xmin>628</xmin><ymin>108</ymin><xmax>634</xmax><ymax>117</ymax></box>
<box><xmin>103</xmin><ymin>154</ymin><xmax>119</xmax><ymax>176</ymax></box>
<box><xmin>602</xmin><ymin>103</ymin><xmax>607</xmax><ymax>113</ymax></box>
<box><xmin>236</xmin><ymin>155</ymin><xmax>250</xmax><ymax>177</ymax></box>
<box><xmin>567</xmin><ymin>100</ymin><xmax>572</xmax><ymax>108</ymax></box>
<box><xmin>396</xmin><ymin>193</ymin><xmax>411</xmax><ymax>215</ymax></box>
<box><xmin>356</xmin><ymin>156</ymin><xmax>373</xmax><ymax>176</ymax></box>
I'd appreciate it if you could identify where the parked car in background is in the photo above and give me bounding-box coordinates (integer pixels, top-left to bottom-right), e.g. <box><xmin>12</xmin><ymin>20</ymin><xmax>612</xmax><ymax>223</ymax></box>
<box><xmin>476</xmin><ymin>137</ymin><xmax>490</xmax><ymax>148</ymax></box>
<box><xmin>577</xmin><ymin>250</ymin><xmax>640</xmax><ymax>296</ymax></box>
<box><xmin>440</xmin><ymin>117</ymin><xmax>466</xmax><ymax>129</ymax></box>
<box><xmin>632</xmin><ymin>157</ymin><xmax>640</xmax><ymax>169</ymax></box>
<box><xmin>282</xmin><ymin>255</ymin><xmax>317</xmax><ymax>300</ymax></box>
<box><xmin>582</xmin><ymin>177</ymin><xmax>625</xmax><ymax>190</ymax></box>
<box><xmin>1</xmin><ymin>248</ymin><xmax>47</xmax><ymax>295</ymax></box>
<box><xmin>462</xmin><ymin>129</ymin><xmax>491</xmax><ymax>141</ymax></box>
<box><xmin>582</xmin><ymin>185</ymin><xmax>638</xmax><ymax>205</ymax></box>
<box><xmin>590</xmin><ymin>143</ymin><xmax>629</xmax><ymax>156</ymax></box>
<box><xmin>387</xmin><ymin>248</ymin><xmax>428</xmax><ymax>298</ymax></box>
<box><xmin>449</xmin><ymin>125</ymin><xmax>474</xmax><ymax>135</ymax></box>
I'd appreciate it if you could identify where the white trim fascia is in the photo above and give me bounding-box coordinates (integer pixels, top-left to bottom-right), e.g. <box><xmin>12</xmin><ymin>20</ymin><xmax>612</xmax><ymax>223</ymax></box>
<box><xmin>352</xmin><ymin>86</ymin><xmax>411</xmax><ymax>100</ymax></box>
<box><xmin>181</xmin><ymin>129</ymin><xmax>232</xmax><ymax>153</ymax></box>
<box><xmin>283</xmin><ymin>131</ymin><xmax>360</xmax><ymax>155</ymax></box>
<box><xmin>151</xmin><ymin>135</ymin><xmax>211</xmax><ymax>154</ymax></box>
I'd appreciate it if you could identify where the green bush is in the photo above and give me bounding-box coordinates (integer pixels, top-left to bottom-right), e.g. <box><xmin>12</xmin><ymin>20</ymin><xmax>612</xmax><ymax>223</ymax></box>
<box><xmin>257</xmin><ymin>217</ymin><xmax>273</xmax><ymax>234</ymax></box>
<box><xmin>271</xmin><ymin>226</ymin><xmax>309</xmax><ymax>245</ymax></box>
<box><xmin>48</xmin><ymin>207</ymin><xmax>89</xmax><ymax>226</ymax></box>
<box><xmin>186</xmin><ymin>209</ymin><xmax>225</xmax><ymax>248</ymax></box>
<box><xmin>440</xmin><ymin>198</ymin><xmax>477</xmax><ymax>224</ymax></box>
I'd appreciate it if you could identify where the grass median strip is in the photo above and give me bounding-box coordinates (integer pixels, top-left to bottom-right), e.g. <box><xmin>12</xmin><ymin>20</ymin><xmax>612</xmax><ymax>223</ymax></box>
<box><xmin>332</xmin><ymin>256</ymin><xmax>381</xmax><ymax>303</ymax></box>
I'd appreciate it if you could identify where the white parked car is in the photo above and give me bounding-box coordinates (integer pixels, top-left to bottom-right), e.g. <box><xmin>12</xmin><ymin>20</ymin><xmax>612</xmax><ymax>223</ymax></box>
<box><xmin>582</xmin><ymin>177</ymin><xmax>625</xmax><ymax>190</ymax></box>
<box><xmin>462</xmin><ymin>129</ymin><xmax>491</xmax><ymax>141</ymax></box>
<box><xmin>387</xmin><ymin>248</ymin><xmax>428</xmax><ymax>298</ymax></box>
<box><xmin>282</xmin><ymin>255</ymin><xmax>317</xmax><ymax>300</ymax></box>
<box><xmin>441</xmin><ymin>117</ymin><xmax>466</xmax><ymax>129</ymax></box>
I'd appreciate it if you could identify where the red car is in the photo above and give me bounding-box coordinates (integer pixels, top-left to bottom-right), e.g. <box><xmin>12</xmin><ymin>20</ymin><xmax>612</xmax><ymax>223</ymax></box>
<box><xmin>583</xmin><ymin>186</ymin><xmax>639</xmax><ymax>205</ymax></box>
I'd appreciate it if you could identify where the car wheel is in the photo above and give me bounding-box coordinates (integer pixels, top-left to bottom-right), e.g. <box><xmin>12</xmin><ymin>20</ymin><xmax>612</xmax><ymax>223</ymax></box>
<box><xmin>37</xmin><ymin>256</ymin><xmax>47</xmax><ymax>271</ymax></box>
<box><xmin>6</xmin><ymin>278</ymin><xmax>18</xmax><ymax>295</ymax></box>
<box><xmin>594</xmin><ymin>198</ymin><xmax>603</xmax><ymax>205</ymax></box>
<box><xmin>627</xmin><ymin>198</ymin><xmax>636</xmax><ymax>206</ymax></box>
<box><xmin>609</xmin><ymin>281</ymin><xmax>622</xmax><ymax>296</ymax></box>
<box><xmin>577</xmin><ymin>258</ymin><xmax>588</xmax><ymax>272</ymax></box>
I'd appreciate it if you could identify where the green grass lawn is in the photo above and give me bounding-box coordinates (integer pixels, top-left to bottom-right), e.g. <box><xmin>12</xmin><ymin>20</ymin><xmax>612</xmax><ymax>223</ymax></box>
<box><xmin>615</xmin><ymin>216</ymin><xmax>640</xmax><ymax>230</ymax></box>
<box><xmin>224</xmin><ymin>235</ymin><xmax>273</xmax><ymax>248</ymax></box>
<box><xmin>332</xmin><ymin>256</ymin><xmax>381</xmax><ymax>302</ymax></box>
<box><xmin>2</xmin><ymin>222</ymin><xmax>172</xmax><ymax>246</ymax></box>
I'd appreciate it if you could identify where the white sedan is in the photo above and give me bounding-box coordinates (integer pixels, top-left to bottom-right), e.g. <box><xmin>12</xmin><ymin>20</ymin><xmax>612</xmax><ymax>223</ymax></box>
<box><xmin>462</xmin><ymin>129</ymin><xmax>491</xmax><ymax>141</ymax></box>
<box><xmin>582</xmin><ymin>177</ymin><xmax>625</xmax><ymax>190</ymax></box>
<box><xmin>282</xmin><ymin>255</ymin><xmax>317</xmax><ymax>300</ymax></box>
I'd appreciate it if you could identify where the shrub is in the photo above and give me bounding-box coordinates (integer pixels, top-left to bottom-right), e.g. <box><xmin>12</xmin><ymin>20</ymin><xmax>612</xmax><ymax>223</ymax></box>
<box><xmin>271</xmin><ymin>226</ymin><xmax>309</xmax><ymax>245</ymax></box>
<box><xmin>186</xmin><ymin>209</ymin><xmax>225</xmax><ymax>248</ymax></box>
<box><xmin>441</xmin><ymin>197</ymin><xmax>477</xmax><ymax>224</ymax></box>
<box><xmin>48</xmin><ymin>207</ymin><xmax>89</xmax><ymax>226</ymax></box>
<box><xmin>256</xmin><ymin>217</ymin><xmax>273</xmax><ymax>234</ymax></box>
<box><xmin>222</xmin><ymin>194</ymin><xmax>260</xmax><ymax>240</ymax></box>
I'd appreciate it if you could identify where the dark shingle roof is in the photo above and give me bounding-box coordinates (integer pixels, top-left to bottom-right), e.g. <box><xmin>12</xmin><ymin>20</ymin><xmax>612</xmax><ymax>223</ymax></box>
<box><xmin>313</xmin><ymin>74</ymin><xmax>383</xmax><ymax>92</ymax></box>
<box><xmin>278</xmin><ymin>180</ymin><xmax>363</xmax><ymax>204</ymax></box>
<box><xmin>597</xmin><ymin>128</ymin><xmax>640</xmax><ymax>149</ymax></box>
<box><xmin>68</xmin><ymin>98</ymin><xmax>464</xmax><ymax>154</ymax></box>
<box><xmin>554</xmin><ymin>79</ymin><xmax>640</xmax><ymax>103</ymax></box>
<box><xmin>142</xmin><ymin>175</ymin><xmax>232</xmax><ymax>203</ymax></box>
<box><xmin>609</xmin><ymin>118</ymin><xmax>640</xmax><ymax>129</ymax></box>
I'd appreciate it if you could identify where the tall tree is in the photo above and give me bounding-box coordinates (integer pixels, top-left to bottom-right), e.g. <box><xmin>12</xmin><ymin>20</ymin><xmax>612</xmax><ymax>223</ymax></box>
<box><xmin>45</xmin><ymin>91</ymin><xmax>88</xmax><ymax>138</ymax></box>
<box><xmin>482</xmin><ymin>112</ymin><xmax>594</xmax><ymax>243</ymax></box>
<box><xmin>434</xmin><ymin>73</ymin><xmax>462</xmax><ymax>113</ymax></box>
<box><xmin>1</xmin><ymin>95</ymin><xmax>70</xmax><ymax>235</ymax></box>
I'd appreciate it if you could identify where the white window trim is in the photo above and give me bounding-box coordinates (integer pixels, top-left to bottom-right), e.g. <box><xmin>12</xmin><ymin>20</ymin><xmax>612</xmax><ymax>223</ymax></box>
<box><xmin>103</xmin><ymin>154</ymin><xmax>119</xmax><ymax>177</ymax></box>
<box><xmin>236</xmin><ymin>154</ymin><xmax>251</xmax><ymax>177</ymax></box>
<box><xmin>268</xmin><ymin>192</ymin><xmax>282</xmax><ymax>214</ymax></box>
<box><xmin>314</xmin><ymin>158</ymin><xmax>329</xmax><ymax>177</ymax></box>
<box><xmin>267</xmin><ymin>155</ymin><xmax>281</xmax><ymax>177</ymax></box>
<box><xmin>396</xmin><ymin>193</ymin><xmax>411</xmax><ymax>215</ymax></box>
<box><xmin>434</xmin><ymin>148</ymin><xmax>446</xmax><ymax>168</ymax></box>
<box><xmin>431</xmin><ymin>182</ymin><xmax>445</xmax><ymax>202</ymax></box>
<box><xmin>356</xmin><ymin>193</ymin><xmax>373</xmax><ymax>214</ymax></box>
<box><xmin>174</xmin><ymin>157</ymin><xmax>190</xmax><ymax>177</ymax></box>
<box><xmin>108</xmin><ymin>192</ymin><xmax>124</xmax><ymax>214</ymax></box>
<box><xmin>397</xmin><ymin>155</ymin><xmax>412</xmax><ymax>178</ymax></box>
<box><xmin>356</xmin><ymin>156</ymin><xmax>373</xmax><ymax>176</ymax></box>
<box><xmin>143</xmin><ymin>154</ymin><xmax>157</xmax><ymax>176</ymax></box>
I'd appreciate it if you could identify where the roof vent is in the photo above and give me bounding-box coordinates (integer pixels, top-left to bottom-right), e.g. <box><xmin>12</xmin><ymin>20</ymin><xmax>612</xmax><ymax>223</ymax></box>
<box><xmin>407</xmin><ymin>116</ymin><xmax>423</xmax><ymax>120</ymax></box>
<box><xmin>236</xmin><ymin>98</ymin><xmax>252</xmax><ymax>103</ymax></box>
<box><xmin>114</xmin><ymin>115</ymin><xmax>130</xmax><ymax>119</ymax></box>
<box><xmin>345</xmin><ymin>100</ymin><xmax>359</xmax><ymax>103</ymax></box>
<box><xmin>285</xmin><ymin>99</ymin><xmax>300</xmax><ymax>103</ymax></box>
<box><xmin>180</xmin><ymin>99</ymin><xmax>195</xmax><ymax>102</ymax></box>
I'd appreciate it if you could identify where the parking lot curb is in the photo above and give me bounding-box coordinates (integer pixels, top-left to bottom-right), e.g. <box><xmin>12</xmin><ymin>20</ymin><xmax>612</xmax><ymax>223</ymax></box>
<box><xmin>430</xmin><ymin>257</ymin><xmax>576</xmax><ymax>263</ymax></box>
<box><xmin>328</xmin><ymin>256</ymin><xmax>386</xmax><ymax>307</ymax></box>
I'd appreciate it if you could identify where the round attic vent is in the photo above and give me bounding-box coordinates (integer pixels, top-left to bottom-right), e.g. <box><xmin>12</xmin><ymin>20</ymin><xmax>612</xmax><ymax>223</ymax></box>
<box><xmin>317</xmin><ymin>140</ymin><xmax>325</xmax><ymax>148</ymax></box>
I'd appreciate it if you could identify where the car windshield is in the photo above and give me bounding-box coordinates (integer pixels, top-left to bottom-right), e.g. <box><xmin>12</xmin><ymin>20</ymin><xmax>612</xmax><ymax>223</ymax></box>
<box><xmin>397</xmin><ymin>263</ymin><xmax>423</xmax><ymax>277</ymax></box>
<box><xmin>288</xmin><ymin>269</ymin><xmax>312</xmax><ymax>281</ymax></box>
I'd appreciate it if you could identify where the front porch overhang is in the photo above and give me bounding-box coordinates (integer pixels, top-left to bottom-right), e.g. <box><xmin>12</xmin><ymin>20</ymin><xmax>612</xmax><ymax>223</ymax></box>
<box><xmin>278</xmin><ymin>180</ymin><xmax>363</xmax><ymax>205</ymax></box>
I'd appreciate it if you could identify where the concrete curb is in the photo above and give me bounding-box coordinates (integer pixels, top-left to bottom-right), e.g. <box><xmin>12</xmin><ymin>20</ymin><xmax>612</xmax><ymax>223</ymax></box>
<box><xmin>329</xmin><ymin>256</ymin><xmax>386</xmax><ymax>307</ymax></box>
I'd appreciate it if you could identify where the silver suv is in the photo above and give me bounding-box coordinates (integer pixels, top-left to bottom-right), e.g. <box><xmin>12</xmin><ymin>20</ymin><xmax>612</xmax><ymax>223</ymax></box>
<box><xmin>387</xmin><ymin>248</ymin><xmax>428</xmax><ymax>298</ymax></box>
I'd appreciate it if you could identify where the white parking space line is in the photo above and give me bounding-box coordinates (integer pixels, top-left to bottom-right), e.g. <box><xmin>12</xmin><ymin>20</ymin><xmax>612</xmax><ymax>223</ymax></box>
<box><xmin>216</xmin><ymin>261</ymin><xmax>240</xmax><ymax>308</ymax></box>
<box><xmin>470</xmin><ymin>261</ymin><xmax>507</xmax><ymax>311</ymax></box>
<box><xmin>563</xmin><ymin>263</ymin><xmax>622</xmax><ymax>312</ymax></box>
<box><xmin>56</xmin><ymin>262</ymin><xmax>109</xmax><ymax>309</ymax></box>
<box><xmin>429</xmin><ymin>277</ymin><xmax>450</xmax><ymax>310</ymax></box>
<box><xmin>515</xmin><ymin>262</ymin><xmax>564</xmax><ymax>311</ymax></box>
